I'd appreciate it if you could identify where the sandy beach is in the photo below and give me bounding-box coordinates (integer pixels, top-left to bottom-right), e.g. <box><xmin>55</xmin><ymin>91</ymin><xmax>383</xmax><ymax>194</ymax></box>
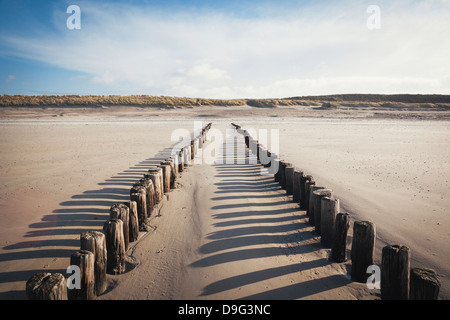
<box><xmin>0</xmin><ymin>105</ymin><xmax>448</xmax><ymax>300</ymax></box>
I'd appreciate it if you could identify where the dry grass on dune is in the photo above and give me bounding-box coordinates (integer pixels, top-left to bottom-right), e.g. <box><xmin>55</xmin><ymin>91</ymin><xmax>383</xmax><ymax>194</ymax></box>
<box><xmin>1</xmin><ymin>94</ymin><xmax>450</xmax><ymax>110</ymax></box>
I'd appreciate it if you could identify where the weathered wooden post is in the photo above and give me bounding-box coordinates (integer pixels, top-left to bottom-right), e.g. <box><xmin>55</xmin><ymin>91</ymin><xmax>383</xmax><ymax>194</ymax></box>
<box><xmin>103</xmin><ymin>219</ymin><xmax>126</xmax><ymax>275</ymax></box>
<box><xmin>110</xmin><ymin>203</ymin><xmax>130</xmax><ymax>251</ymax></box>
<box><xmin>320</xmin><ymin>197</ymin><xmax>340</xmax><ymax>248</ymax></box>
<box><xmin>190</xmin><ymin>140</ymin><xmax>195</xmax><ymax>160</ymax></box>
<box><xmin>164</xmin><ymin>158</ymin><xmax>177</xmax><ymax>187</ymax></box>
<box><xmin>293</xmin><ymin>170</ymin><xmax>303</xmax><ymax>203</ymax></box>
<box><xmin>184</xmin><ymin>146</ymin><xmax>191</xmax><ymax>167</ymax></box>
<box><xmin>130</xmin><ymin>187</ymin><xmax>147</xmax><ymax>231</ymax></box>
<box><xmin>351</xmin><ymin>221</ymin><xmax>376</xmax><ymax>282</ymax></box>
<box><xmin>279</xmin><ymin>161</ymin><xmax>289</xmax><ymax>189</ymax></box>
<box><xmin>381</xmin><ymin>245</ymin><xmax>410</xmax><ymax>300</ymax></box>
<box><xmin>410</xmin><ymin>267</ymin><xmax>440</xmax><ymax>300</ymax></box>
<box><xmin>301</xmin><ymin>175</ymin><xmax>313</xmax><ymax>210</ymax></box>
<box><xmin>303</xmin><ymin>179</ymin><xmax>316</xmax><ymax>212</ymax></box>
<box><xmin>134</xmin><ymin>178</ymin><xmax>155</xmax><ymax>217</ymax></box>
<box><xmin>285</xmin><ymin>166</ymin><xmax>295</xmax><ymax>195</ymax></box>
<box><xmin>307</xmin><ymin>186</ymin><xmax>324</xmax><ymax>222</ymax></box>
<box><xmin>331</xmin><ymin>212</ymin><xmax>351</xmax><ymax>262</ymax></box>
<box><xmin>273</xmin><ymin>158</ymin><xmax>281</xmax><ymax>182</ymax></box>
<box><xmin>124</xmin><ymin>200</ymin><xmax>139</xmax><ymax>242</ymax></box>
<box><xmin>146</xmin><ymin>169</ymin><xmax>162</xmax><ymax>204</ymax></box>
<box><xmin>26</xmin><ymin>273</ymin><xmax>67</xmax><ymax>300</ymax></box>
<box><xmin>178</xmin><ymin>149</ymin><xmax>184</xmax><ymax>172</ymax></box>
<box><xmin>160</xmin><ymin>162</ymin><xmax>172</xmax><ymax>193</ymax></box>
<box><xmin>80</xmin><ymin>231</ymin><xmax>107</xmax><ymax>296</ymax></box>
<box><xmin>312</xmin><ymin>189</ymin><xmax>333</xmax><ymax>234</ymax></box>
<box><xmin>169</xmin><ymin>155</ymin><xmax>179</xmax><ymax>178</ymax></box>
<box><xmin>69</xmin><ymin>250</ymin><xmax>95</xmax><ymax>300</ymax></box>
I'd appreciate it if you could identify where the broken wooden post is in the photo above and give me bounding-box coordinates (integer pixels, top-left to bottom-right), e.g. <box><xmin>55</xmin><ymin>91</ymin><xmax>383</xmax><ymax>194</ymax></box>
<box><xmin>285</xmin><ymin>166</ymin><xmax>295</xmax><ymax>196</ymax></box>
<box><xmin>130</xmin><ymin>186</ymin><xmax>147</xmax><ymax>231</ymax></box>
<box><xmin>293</xmin><ymin>170</ymin><xmax>303</xmax><ymax>203</ymax></box>
<box><xmin>351</xmin><ymin>221</ymin><xmax>376</xmax><ymax>282</ymax></box>
<box><xmin>80</xmin><ymin>231</ymin><xmax>107</xmax><ymax>296</ymax></box>
<box><xmin>26</xmin><ymin>273</ymin><xmax>67</xmax><ymax>300</ymax></box>
<box><xmin>103</xmin><ymin>219</ymin><xmax>126</xmax><ymax>275</ymax></box>
<box><xmin>320</xmin><ymin>197</ymin><xmax>340</xmax><ymax>248</ymax></box>
<box><xmin>69</xmin><ymin>250</ymin><xmax>95</xmax><ymax>300</ymax></box>
<box><xmin>312</xmin><ymin>189</ymin><xmax>333</xmax><ymax>234</ymax></box>
<box><xmin>410</xmin><ymin>267</ymin><xmax>440</xmax><ymax>300</ymax></box>
<box><xmin>124</xmin><ymin>200</ymin><xmax>139</xmax><ymax>242</ymax></box>
<box><xmin>381</xmin><ymin>245</ymin><xmax>410</xmax><ymax>300</ymax></box>
<box><xmin>331</xmin><ymin>212</ymin><xmax>351</xmax><ymax>263</ymax></box>
<box><xmin>110</xmin><ymin>203</ymin><xmax>130</xmax><ymax>251</ymax></box>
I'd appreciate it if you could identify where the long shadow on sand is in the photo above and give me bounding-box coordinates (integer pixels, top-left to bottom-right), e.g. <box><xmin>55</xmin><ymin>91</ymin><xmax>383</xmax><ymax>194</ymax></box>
<box><xmin>0</xmin><ymin>145</ymin><xmax>176</xmax><ymax>298</ymax></box>
<box><xmin>192</xmin><ymin>132</ymin><xmax>349</xmax><ymax>299</ymax></box>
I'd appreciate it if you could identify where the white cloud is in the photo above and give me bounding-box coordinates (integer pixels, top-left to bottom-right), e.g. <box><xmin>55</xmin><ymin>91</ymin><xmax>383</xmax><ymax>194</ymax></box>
<box><xmin>186</xmin><ymin>64</ymin><xmax>231</xmax><ymax>80</ymax></box>
<box><xmin>1</xmin><ymin>0</ymin><xmax>449</xmax><ymax>97</ymax></box>
<box><xmin>6</xmin><ymin>75</ymin><xmax>16</xmax><ymax>82</ymax></box>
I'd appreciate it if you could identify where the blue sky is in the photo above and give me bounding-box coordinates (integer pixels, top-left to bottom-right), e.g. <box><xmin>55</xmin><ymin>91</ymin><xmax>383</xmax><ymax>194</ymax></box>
<box><xmin>1</xmin><ymin>0</ymin><xmax>449</xmax><ymax>98</ymax></box>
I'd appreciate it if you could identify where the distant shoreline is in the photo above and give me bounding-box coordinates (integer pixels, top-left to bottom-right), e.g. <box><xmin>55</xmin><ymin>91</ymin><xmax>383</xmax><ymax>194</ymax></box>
<box><xmin>1</xmin><ymin>94</ymin><xmax>450</xmax><ymax>109</ymax></box>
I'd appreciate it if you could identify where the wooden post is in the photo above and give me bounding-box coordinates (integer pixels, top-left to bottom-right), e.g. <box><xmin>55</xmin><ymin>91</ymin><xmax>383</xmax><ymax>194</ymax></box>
<box><xmin>69</xmin><ymin>250</ymin><xmax>95</xmax><ymax>300</ymax></box>
<box><xmin>307</xmin><ymin>186</ymin><xmax>324</xmax><ymax>222</ymax></box>
<box><xmin>351</xmin><ymin>221</ymin><xmax>376</xmax><ymax>282</ymax></box>
<box><xmin>124</xmin><ymin>200</ymin><xmax>139</xmax><ymax>242</ymax></box>
<box><xmin>303</xmin><ymin>179</ymin><xmax>316</xmax><ymax>212</ymax></box>
<box><xmin>80</xmin><ymin>231</ymin><xmax>107</xmax><ymax>296</ymax></box>
<box><xmin>169</xmin><ymin>155</ymin><xmax>179</xmax><ymax>178</ymax></box>
<box><xmin>410</xmin><ymin>267</ymin><xmax>440</xmax><ymax>300</ymax></box>
<box><xmin>160</xmin><ymin>162</ymin><xmax>171</xmax><ymax>193</ymax></box>
<box><xmin>26</xmin><ymin>273</ymin><xmax>67</xmax><ymax>300</ymax></box>
<box><xmin>178</xmin><ymin>149</ymin><xmax>184</xmax><ymax>172</ymax></box>
<box><xmin>293</xmin><ymin>170</ymin><xmax>303</xmax><ymax>203</ymax></box>
<box><xmin>146</xmin><ymin>169</ymin><xmax>162</xmax><ymax>204</ymax></box>
<box><xmin>301</xmin><ymin>175</ymin><xmax>313</xmax><ymax>210</ymax></box>
<box><xmin>273</xmin><ymin>158</ymin><xmax>280</xmax><ymax>182</ymax></box>
<box><xmin>110</xmin><ymin>203</ymin><xmax>130</xmax><ymax>251</ymax></box>
<box><xmin>279</xmin><ymin>161</ymin><xmax>288</xmax><ymax>189</ymax></box>
<box><xmin>381</xmin><ymin>245</ymin><xmax>410</xmax><ymax>300</ymax></box>
<box><xmin>331</xmin><ymin>212</ymin><xmax>351</xmax><ymax>263</ymax></box>
<box><xmin>312</xmin><ymin>189</ymin><xmax>333</xmax><ymax>235</ymax></box>
<box><xmin>164</xmin><ymin>158</ymin><xmax>177</xmax><ymax>188</ymax></box>
<box><xmin>130</xmin><ymin>187</ymin><xmax>147</xmax><ymax>231</ymax></box>
<box><xmin>184</xmin><ymin>146</ymin><xmax>191</xmax><ymax>167</ymax></box>
<box><xmin>285</xmin><ymin>166</ymin><xmax>295</xmax><ymax>195</ymax></box>
<box><xmin>133</xmin><ymin>178</ymin><xmax>155</xmax><ymax>217</ymax></box>
<box><xmin>320</xmin><ymin>197</ymin><xmax>340</xmax><ymax>248</ymax></box>
<box><xmin>103</xmin><ymin>219</ymin><xmax>126</xmax><ymax>275</ymax></box>
<box><xmin>157</xmin><ymin>166</ymin><xmax>164</xmax><ymax>196</ymax></box>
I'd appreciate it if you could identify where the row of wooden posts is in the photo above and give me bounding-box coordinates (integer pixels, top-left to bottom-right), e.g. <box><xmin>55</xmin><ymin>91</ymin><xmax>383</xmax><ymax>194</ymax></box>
<box><xmin>232</xmin><ymin>123</ymin><xmax>441</xmax><ymax>300</ymax></box>
<box><xmin>25</xmin><ymin>123</ymin><xmax>213</xmax><ymax>300</ymax></box>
